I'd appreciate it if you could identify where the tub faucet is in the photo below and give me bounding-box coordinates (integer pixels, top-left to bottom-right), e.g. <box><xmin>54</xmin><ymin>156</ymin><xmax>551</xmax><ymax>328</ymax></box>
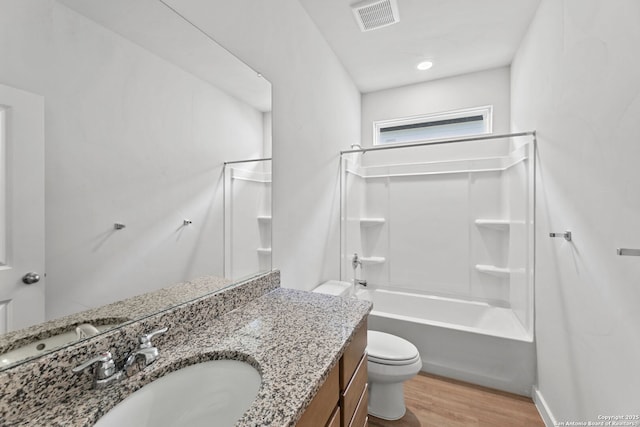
<box><xmin>123</xmin><ymin>327</ymin><xmax>168</xmax><ymax>372</ymax></box>
<box><xmin>351</xmin><ymin>253</ymin><xmax>367</xmax><ymax>287</ymax></box>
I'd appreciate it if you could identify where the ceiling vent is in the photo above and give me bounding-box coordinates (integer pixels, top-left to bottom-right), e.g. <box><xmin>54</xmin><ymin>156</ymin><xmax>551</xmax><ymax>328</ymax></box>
<box><xmin>351</xmin><ymin>0</ymin><xmax>400</xmax><ymax>32</ymax></box>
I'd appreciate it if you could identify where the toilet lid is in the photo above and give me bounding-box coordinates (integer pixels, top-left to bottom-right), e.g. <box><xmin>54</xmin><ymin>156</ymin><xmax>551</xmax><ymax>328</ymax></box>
<box><xmin>367</xmin><ymin>331</ymin><xmax>419</xmax><ymax>364</ymax></box>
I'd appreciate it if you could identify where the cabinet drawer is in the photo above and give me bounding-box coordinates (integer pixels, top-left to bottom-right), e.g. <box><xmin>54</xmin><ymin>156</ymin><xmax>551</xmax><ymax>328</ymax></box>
<box><xmin>296</xmin><ymin>363</ymin><xmax>339</xmax><ymax>427</ymax></box>
<box><xmin>349</xmin><ymin>385</ymin><xmax>369</xmax><ymax>427</ymax></box>
<box><xmin>341</xmin><ymin>353</ymin><xmax>368</xmax><ymax>426</ymax></box>
<box><xmin>327</xmin><ymin>406</ymin><xmax>340</xmax><ymax>427</ymax></box>
<box><xmin>340</xmin><ymin>320</ymin><xmax>368</xmax><ymax>390</ymax></box>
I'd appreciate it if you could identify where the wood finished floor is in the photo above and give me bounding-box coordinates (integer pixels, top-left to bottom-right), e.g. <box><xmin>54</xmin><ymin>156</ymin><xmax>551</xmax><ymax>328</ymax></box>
<box><xmin>368</xmin><ymin>373</ymin><xmax>545</xmax><ymax>427</ymax></box>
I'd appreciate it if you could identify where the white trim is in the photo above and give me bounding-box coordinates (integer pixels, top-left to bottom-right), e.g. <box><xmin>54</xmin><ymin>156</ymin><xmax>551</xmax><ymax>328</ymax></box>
<box><xmin>373</xmin><ymin>105</ymin><xmax>493</xmax><ymax>146</ymax></box>
<box><xmin>230</xmin><ymin>167</ymin><xmax>272</xmax><ymax>183</ymax></box>
<box><xmin>532</xmin><ymin>386</ymin><xmax>557</xmax><ymax>427</ymax></box>
<box><xmin>345</xmin><ymin>143</ymin><xmax>529</xmax><ymax>179</ymax></box>
<box><xmin>0</xmin><ymin>108</ymin><xmax>6</xmax><ymax>266</ymax></box>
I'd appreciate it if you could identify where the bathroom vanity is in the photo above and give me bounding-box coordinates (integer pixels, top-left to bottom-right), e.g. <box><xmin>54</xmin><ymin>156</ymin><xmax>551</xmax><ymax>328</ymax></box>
<box><xmin>296</xmin><ymin>319</ymin><xmax>368</xmax><ymax>427</ymax></box>
<box><xmin>0</xmin><ymin>271</ymin><xmax>372</xmax><ymax>426</ymax></box>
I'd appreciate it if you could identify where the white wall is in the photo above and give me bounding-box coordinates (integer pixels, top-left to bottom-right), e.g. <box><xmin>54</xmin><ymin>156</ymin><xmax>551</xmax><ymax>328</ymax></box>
<box><xmin>0</xmin><ymin>0</ymin><xmax>265</xmax><ymax>319</ymax></box>
<box><xmin>164</xmin><ymin>0</ymin><xmax>362</xmax><ymax>289</ymax></box>
<box><xmin>512</xmin><ymin>0</ymin><xmax>640</xmax><ymax>422</ymax></box>
<box><xmin>262</xmin><ymin>112</ymin><xmax>272</xmax><ymax>158</ymax></box>
<box><xmin>361</xmin><ymin>66</ymin><xmax>511</xmax><ymax>147</ymax></box>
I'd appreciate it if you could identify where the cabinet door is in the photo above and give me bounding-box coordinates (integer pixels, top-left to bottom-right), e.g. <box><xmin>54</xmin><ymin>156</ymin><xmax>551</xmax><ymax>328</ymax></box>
<box><xmin>296</xmin><ymin>364</ymin><xmax>339</xmax><ymax>427</ymax></box>
<box><xmin>341</xmin><ymin>354</ymin><xmax>368</xmax><ymax>426</ymax></box>
<box><xmin>327</xmin><ymin>406</ymin><xmax>341</xmax><ymax>427</ymax></box>
<box><xmin>340</xmin><ymin>320</ymin><xmax>367</xmax><ymax>388</ymax></box>
<box><xmin>349</xmin><ymin>386</ymin><xmax>368</xmax><ymax>427</ymax></box>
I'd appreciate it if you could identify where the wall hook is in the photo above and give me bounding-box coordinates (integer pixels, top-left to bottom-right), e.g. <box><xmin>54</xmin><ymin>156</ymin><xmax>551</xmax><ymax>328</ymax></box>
<box><xmin>549</xmin><ymin>231</ymin><xmax>571</xmax><ymax>241</ymax></box>
<box><xmin>183</xmin><ymin>219</ymin><xmax>193</xmax><ymax>226</ymax></box>
<box><xmin>114</xmin><ymin>223</ymin><xmax>126</xmax><ymax>230</ymax></box>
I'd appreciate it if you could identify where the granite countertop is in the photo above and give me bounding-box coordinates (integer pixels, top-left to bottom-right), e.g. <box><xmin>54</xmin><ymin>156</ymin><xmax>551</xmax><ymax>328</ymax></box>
<box><xmin>8</xmin><ymin>287</ymin><xmax>371</xmax><ymax>426</ymax></box>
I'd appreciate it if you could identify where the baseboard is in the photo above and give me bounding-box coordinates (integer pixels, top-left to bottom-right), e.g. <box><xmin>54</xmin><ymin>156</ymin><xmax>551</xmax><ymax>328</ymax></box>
<box><xmin>532</xmin><ymin>386</ymin><xmax>557</xmax><ymax>427</ymax></box>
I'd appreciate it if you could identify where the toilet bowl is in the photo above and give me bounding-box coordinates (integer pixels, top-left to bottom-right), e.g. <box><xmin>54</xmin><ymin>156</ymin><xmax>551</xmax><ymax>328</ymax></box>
<box><xmin>312</xmin><ymin>281</ymin><xmax>422</xmax><ymax>421</ymax></box>
<box><xmin>367</xmin><ymin>330</ymin><xmax>422</xmax><ymax>420</ymax></box>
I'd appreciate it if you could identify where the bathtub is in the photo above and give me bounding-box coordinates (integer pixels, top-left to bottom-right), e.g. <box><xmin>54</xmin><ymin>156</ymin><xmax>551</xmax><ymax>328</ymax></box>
<box><xmin>357</xmin><ymin>287</ymin><xmax>536</xmax><ymax>396</ymax></box>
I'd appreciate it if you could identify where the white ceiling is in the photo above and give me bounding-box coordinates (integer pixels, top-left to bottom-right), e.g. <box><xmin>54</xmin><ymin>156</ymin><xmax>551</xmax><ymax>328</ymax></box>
<box><xmin>297</xmin><ymin>0</ymin><xmax>541</xmax><ymax>93</ymax></box>
<box><xmin>57</xmin><ymin>0</ymin><xmax>540</xmax><ymax>106</ymax></box>
<box><xmin>57</xmin><ymin>0</ymin><xmax>271</xmax><ymax>112</ymax></box>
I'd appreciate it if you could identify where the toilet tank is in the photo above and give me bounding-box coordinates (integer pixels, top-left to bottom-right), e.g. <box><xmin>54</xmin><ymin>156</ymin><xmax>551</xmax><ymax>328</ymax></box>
<box><xmin>312</xmin><ymin>280</ymin><xmax>352</xmax><ymax>297</ymax></box>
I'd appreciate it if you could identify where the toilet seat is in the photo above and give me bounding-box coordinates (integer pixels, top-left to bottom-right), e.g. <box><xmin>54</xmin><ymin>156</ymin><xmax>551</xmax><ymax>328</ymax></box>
<box><xmin>369</xmin><ymin>353</ymin><xmax>421</xmax><ymax>366</ymax></box>
<box><xmin>367</xmin><ymin>331</ymin><xmax>419</xmax><ymax>366</ymax></box>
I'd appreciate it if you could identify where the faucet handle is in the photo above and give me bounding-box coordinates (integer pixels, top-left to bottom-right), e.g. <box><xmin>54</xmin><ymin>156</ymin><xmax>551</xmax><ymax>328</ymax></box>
<box><xmin>72</xmin><ymin>351</ymin><xmax>116</xmax><ymax>380</ymax></box>
<box><xmin>352</xmin><ymin>252</ymin><xmax>361</xmax><ymax>269</ymax></box>
<box><xmin>138</xmin><ymin>326</ymin><xmax>168</xmax><ymax>348</ymax></box>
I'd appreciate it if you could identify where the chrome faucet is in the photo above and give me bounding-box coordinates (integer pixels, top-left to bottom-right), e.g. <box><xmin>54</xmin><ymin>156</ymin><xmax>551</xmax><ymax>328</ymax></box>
<box><xmin>123</xmin><ymin>327</ymin><xmax>168</xmax><ymax>372</ymax></box>
<box><xmin>351</xmin><ymin>253</ymin><xmax>367</xmax><ymax>287</ymax></box>
<box><xmin>72</xmin><ymin>326</ymin><xmax>168</xmax><ymax>389</ymax></box>
<box><xmin>72</xmin><ymin>351</ymin><xmax>123</xmax><ymax>389</ymax></box>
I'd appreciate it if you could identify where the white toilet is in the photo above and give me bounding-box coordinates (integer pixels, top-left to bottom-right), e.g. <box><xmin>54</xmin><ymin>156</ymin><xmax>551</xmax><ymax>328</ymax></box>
<box><xmin>366</xmin><ymin>330</ymin><xmax>422</xmax><ymax>420</ymax></box>
<box><xmin>312</xmin><ymin>281</ymin><xmax>422</xmax><ymax>421</ymax></box>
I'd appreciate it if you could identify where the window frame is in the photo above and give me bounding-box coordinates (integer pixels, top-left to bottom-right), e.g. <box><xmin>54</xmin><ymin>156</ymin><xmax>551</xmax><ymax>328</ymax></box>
<box><xmin>372</xmin><ymin>105</ymin><xmax>493</xmax><ymax>146</ymax></box>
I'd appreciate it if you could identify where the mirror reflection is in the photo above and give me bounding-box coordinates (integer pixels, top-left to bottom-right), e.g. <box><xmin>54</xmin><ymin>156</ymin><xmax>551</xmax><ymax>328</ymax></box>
<box><xmin>0</xmin><ymin>0</ymin><xmax>271</xmax><ymax>369</ymax></box>
<box><xmin>223</xmin><ymin>158</ymin><xmax>272</xmax><ymax>281</ymax></box>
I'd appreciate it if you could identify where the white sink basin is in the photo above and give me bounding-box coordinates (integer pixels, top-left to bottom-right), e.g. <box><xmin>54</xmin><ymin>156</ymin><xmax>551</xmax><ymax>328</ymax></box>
<box><xmin>95</xmin><ymin>359</ymin><xmax>261</xmax><ymax>427</ymax></box>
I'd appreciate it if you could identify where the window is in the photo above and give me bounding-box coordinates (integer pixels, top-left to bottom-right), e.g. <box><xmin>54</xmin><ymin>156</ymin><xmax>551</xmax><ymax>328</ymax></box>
<box><xmin>373</xmin><ymin>105</ymin><xmax>493</xmax><ymax>146</ymax></box>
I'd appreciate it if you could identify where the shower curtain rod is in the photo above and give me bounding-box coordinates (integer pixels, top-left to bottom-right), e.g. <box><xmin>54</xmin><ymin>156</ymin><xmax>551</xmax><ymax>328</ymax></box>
<box><xmin>340</xmin><ymin>131</ymin><xmax>536</xmax><ymax>155</ymax></box>
<box><xmin>224</xmin><ymin>157</ymin><xmax>272</xmax><ymax>165</ymax></box>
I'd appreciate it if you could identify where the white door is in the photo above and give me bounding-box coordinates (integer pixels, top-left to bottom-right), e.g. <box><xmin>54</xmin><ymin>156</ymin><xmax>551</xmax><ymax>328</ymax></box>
<box><xmin>0</xmin><ymin>83</ymin><xmax>45</xmax><ymax>333</ymax></box>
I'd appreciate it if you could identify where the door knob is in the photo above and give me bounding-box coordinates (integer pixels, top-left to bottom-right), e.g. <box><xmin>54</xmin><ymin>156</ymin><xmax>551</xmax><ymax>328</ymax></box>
<box><xmin>22</xmin><ymin>272</ymin><xmax>40</xmax><ymax>285</ymax></box>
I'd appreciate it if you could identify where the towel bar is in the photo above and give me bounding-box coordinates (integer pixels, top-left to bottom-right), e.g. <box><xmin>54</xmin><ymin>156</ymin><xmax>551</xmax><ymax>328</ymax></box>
<box><xmin>616</xmin><ymin>248</ymin><xmax>640</xmax><ymax>256</ymax></box>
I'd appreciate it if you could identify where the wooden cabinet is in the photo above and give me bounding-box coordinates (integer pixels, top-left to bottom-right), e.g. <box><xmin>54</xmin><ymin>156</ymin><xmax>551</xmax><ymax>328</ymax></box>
<box><xmin>296</xmin><ymin>364</ymin><xmax>339</xmax><ymax>427</ymax></box>
<box><xmin>296</xmin><ymin>320</ymin><xmax>368</xmax><ymax>427</ymax></box>
<box><xmin>327</xmin><ymin>407</ymin><xmax>341</xmax><ymax>427</ymax></box>
<box><xmin>340</xmin><ymin>322</ymin><xmax>368</xmax><ymax>427</ymax></box>
<box><xmin>349</xmin><ymin>386</ymin><xmax>368</xmax><ymax>427</ymax></box>
<box><xmin>340</xmin><ymin>321</ymin><xmax>367</xmax><ymax>389</ymax></box>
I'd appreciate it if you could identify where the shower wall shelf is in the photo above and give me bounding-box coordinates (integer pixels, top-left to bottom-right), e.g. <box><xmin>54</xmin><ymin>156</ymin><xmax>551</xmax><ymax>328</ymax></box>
<box><xmin>360</xmin><ymin>256</ymin><xmax>386</xmax><ymax>265</ymax></box>
<box><xmin>475</xmin><ymin>264</ymin><xmax>511</xmax><ymax>277</ymax></box>
<box><xmin>474</xmin><ymin>219</ymin><xmax>511</xmax><ymax>230</ymax></box>
<box><xmin>359</xmin><ymin>218</ymin><xmax>386</xmax><ymax>226</ymax></box>
<box><xmin>257</xmin><ymin>216</ymin><xmax>272</xmax><ymax>222</ymax></box>
<box><xmin>257</xmin><ymin>248</ymin><xmax>272</xmax><ymax>255</ymax></box>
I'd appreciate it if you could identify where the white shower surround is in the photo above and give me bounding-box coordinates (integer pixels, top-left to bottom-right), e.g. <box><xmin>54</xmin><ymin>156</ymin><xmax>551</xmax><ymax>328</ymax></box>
<box><xmin>341</xmin><ymin>135</ymin><xmax>536</xmax><ymax>395</ymax></box>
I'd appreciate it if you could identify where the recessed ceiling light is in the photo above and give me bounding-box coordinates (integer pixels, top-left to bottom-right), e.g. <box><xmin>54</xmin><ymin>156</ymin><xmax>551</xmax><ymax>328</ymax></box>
<box><xmin>417</xmin><ymin>61</ymin><xmax>433</xmax><ymax>71</ymax></box>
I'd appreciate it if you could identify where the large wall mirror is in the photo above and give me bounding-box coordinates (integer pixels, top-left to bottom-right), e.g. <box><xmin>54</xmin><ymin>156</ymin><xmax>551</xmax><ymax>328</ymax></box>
<box><xmin>0</xmin><ymin>0</ymin><xmax>271</xmax><ymax>369</ymax></box>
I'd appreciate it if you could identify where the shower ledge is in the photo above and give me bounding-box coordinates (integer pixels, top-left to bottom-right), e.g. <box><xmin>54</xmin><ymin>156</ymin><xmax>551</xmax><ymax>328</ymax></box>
<box><xmin>474</xmin><ymin>219</ymin><xmax>511</xmax><ymax>230</ymax></box>
<box><xmin>475</xmin><ymin>264</ymin><xmax>511</xmax><ymax>277</ymax></box>
<box><xmin>359</xmin><ymin>218</ymin><xmax>386</xmax><ymax>227</ymax></box>
<box><xmin>360</xmin><ymin>256</ymin><xmax>385</xmax><ymax>265</ymax></box>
